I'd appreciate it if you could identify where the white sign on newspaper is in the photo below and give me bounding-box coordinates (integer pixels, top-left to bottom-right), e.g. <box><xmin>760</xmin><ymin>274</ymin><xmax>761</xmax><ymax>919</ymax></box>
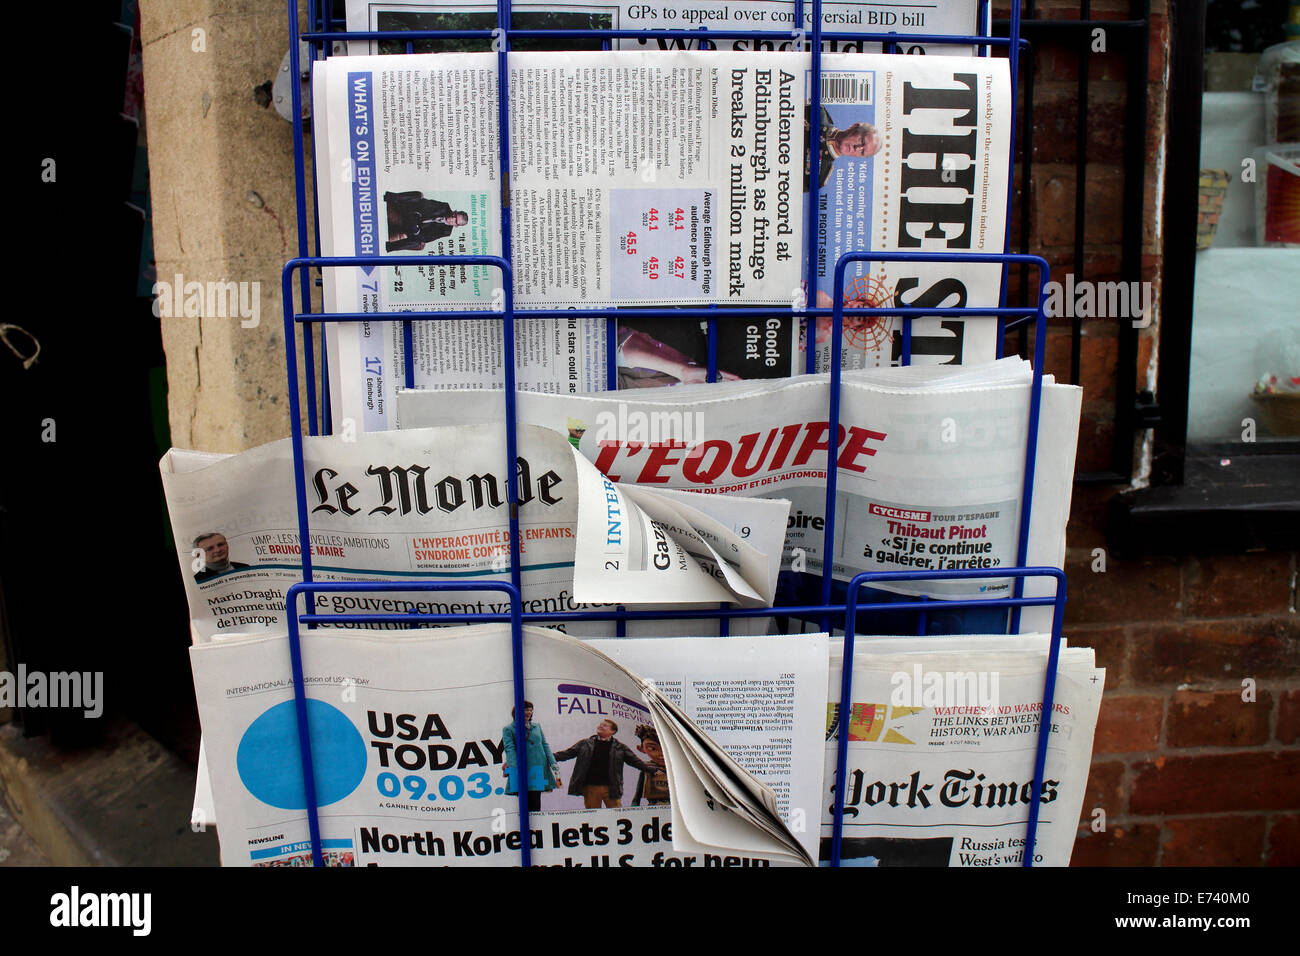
<box><xmin>344</xmin><ymin>1</ymin><xmax>986</xmax><ymax>56</ymax></box>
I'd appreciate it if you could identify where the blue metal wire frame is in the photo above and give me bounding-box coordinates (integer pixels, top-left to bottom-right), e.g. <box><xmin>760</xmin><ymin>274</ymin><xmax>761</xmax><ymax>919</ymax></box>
<box><xmin>285</xmin><ymin>580</ymin><xmax>528</xmax><ymax>867</ymax></box>
<box><xmin>830</xmin><ymin>567</ymin><xmax>1068</xmax><ymax>868</ymax></box>
<box><xmin>825</xmin><ymin>251</ymin><xmax>1053</xmax><ymax>635</ymax></box>
<box><xmin>301</xmin><ymin>28</ymin><xmax>1021</xmax><ymax>47</ymax></box>
<box><xmin>277</xmin><ymin>0</ymin><xmax>1061</xmax><ymax>869</ymax></box>
<box><xmin>291</xmin><ymin>6</ymin><xmax>1031</xmax><ymax>427</ymax></box>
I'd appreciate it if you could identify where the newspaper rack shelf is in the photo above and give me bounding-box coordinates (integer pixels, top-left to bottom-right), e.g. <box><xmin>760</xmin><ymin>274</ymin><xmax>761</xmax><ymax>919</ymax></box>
<box><xmin>276</xmin><ymin>0</ymin><xmax>1068</xmax><ymax>867</ymax></box>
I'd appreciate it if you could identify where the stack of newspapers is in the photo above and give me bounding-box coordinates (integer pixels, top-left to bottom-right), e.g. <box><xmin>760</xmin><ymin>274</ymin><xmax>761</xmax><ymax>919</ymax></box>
<box><xmin>188</xmin><ymin>623</ymin><xmax>1102</xmax><ymax>867</ymax></box>
<box><xmin>161</xmin><ymin>359</ymin><xmax>1079</xmax><ymax>640</ymax></box>
<box><xmin>161</xmin><ymin>43</ymin><xmax>1102</xmax><ymax>866</ymax></box>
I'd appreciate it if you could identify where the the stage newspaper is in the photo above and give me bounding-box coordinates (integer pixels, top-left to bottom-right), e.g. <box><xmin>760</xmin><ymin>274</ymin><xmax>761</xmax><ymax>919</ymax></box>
<box><xmin>313</xmin><ymin>49</ymin><xmax>1010</xmax><ymax>433</ymax></box>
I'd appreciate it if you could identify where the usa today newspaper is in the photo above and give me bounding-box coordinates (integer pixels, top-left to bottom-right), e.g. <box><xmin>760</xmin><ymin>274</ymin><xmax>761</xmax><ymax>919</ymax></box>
<box><xmin>190</xmin><ymin>625</ymin><xmax>827</xmax><ymax>866</ymax></box>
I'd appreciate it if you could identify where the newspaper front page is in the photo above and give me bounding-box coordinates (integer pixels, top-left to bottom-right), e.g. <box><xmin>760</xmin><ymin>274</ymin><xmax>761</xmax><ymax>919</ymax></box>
<box><xmin>344</xmin><ymin>1</ymin><xmax>985</xmax><ymax>56</ymax></box>
<box><xmin>317</xmin><ymin>50</ymin><xmax>807</xmax><ymax>430</ymax></box>
<box><xmin>315</xmin><ymin>50</ymin><xmax>1010</xmax><ymax>432</ymax></box>
<box><xmin>588</xmin><ymin>635</ymin><xmax>829</xmax><ymax>860</ymax></box>
<box><xmin>820</xmin><ymin>635</ymin><xmax>1104</xmax><ymax>866</ymax></box>
<box><xmin>161</xmin><ymin>424</ymin><xmax>790</xmax><ymax>642</ymax></box>
<box><xmin>191</xmin><ymin>624</ymin><xmax>821</xmax><ymax>866</ymax></box>
<box><xmin>398</xmin><ymin>359</ymin><xmax>1081</xmax><ymax>631</ymax></box>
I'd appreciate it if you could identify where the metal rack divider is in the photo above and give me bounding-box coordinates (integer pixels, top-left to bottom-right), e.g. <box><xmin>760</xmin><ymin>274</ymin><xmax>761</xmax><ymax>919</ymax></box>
<box><xmin>278</xmin><ymin>0</ymin><xmax>1065</xmax><ymax>869</ymax></box>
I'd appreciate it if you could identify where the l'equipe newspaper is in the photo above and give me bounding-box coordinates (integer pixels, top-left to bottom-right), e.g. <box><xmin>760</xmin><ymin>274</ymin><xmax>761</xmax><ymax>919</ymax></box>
<box><xmin>397</xmin><ymin>358</ymin><xmax>1080</xmax><ymax>632</ymax></box>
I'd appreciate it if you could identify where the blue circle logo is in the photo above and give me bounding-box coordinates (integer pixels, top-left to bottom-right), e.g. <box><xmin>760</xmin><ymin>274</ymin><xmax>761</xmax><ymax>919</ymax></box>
<box><xmin>236</xmin><ymin>699</ymin><xmax>367</xmax><ymax>809</ymax></box>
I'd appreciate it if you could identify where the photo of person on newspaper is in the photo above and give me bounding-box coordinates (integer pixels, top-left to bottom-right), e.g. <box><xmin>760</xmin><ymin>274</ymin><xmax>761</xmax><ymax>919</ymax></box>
<box><xmin>501</xmin><ymin>700</ymin><xmax>561</xmax><ymax>812</ymax></box>
<box><xmin>631</xmin><ymin>723</ymin><xmax>670</xmax><ymax>807</ymax></box>
<box><xmin>808</xmin><ymin>106</ymin><xmax>882</xmax><ymax>191</ymax></box>
<box><xmin>192</xmin><ymin>532</ymin><xmax>249</xmax><ymax>583</ymax></box>
<box><xmin>818</xmin><ymin>836</ymin><xmax>954</xmax><ymax>868</ymax></box>
<box><xmin>553</xmin><ymin>718</ymin><xmax>656</xmax><ymax>809</ymax></box>
<box><xmin>615</xmin><ymin>324</ymin><xmax>742</xmax><ymax>387</ymax></box>
<box><xmin>383</xmin><ymin>189</ymin><xmax>469</xmax><ymax>252</ymax></box>
<box><xmin>616</xmin><ymin>317</ymin><xmax>748</xmax><ymax>385</ymax></box>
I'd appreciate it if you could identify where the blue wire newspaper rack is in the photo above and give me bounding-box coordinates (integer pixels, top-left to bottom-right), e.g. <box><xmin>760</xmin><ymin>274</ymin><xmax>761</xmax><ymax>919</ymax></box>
<box><xmin>276</xmin><ymin>0</ymin><xmax>1068</xmax><ymax>868</ymax></box>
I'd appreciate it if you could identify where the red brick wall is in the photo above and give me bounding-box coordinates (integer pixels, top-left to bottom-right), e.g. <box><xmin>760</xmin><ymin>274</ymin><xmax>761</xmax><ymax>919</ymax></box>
<box><xmin>996</xmin><ymin>2</ymin><xmax>1300</xmax><ymax>865</ymax></box>
<box><xmin>1066</xmin><ymin>490</ymin><xmax>1300</xmax><ymax>865</ymax></box>
<box><xmin>1000</xmin><ymin>0</ymin><xmax>1168</xmax><ymax>473</ymax></box>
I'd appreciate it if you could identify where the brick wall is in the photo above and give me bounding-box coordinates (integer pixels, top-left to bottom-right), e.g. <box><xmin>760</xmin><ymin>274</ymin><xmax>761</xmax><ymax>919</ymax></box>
<box><xmin>1065</xmin><ymin>491</ymin><xmax>1300</xmax><ymax>865</ymax></box>
<box><xmin>994</xmin><ymin>2</ymin><xmax>1300</xmax><ymax>865</ymax></box>
<box><xmin>1000</xmin><ymin>0</ymin><xmax>1168</xmax><ymax>474</ymax></box>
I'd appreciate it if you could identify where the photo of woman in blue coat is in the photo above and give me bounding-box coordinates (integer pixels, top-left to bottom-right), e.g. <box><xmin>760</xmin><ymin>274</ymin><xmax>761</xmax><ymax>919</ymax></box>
<box><xmin>501</xmin><ymin>700</ymin><xmax>560</xmax><ymax>812</ymax></box>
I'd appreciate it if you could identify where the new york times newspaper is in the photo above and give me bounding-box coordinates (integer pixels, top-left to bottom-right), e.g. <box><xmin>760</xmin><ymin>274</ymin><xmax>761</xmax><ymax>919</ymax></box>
<box><xmin>161</xmin><ymin>424</ymin><xmax>790</xmax><ymax>642</ymax></box>
<box><xmin>315</xmin><ymin>50</ymin><xmax>807</xmax><ymax>431</ymax></box>
<box><xmin>344</xmin><ymin>0</ymin><xmax>984</xmax><ymax>56</ymax></box>
<box><xmin>820</xmin><ymin>635</ymin><xmax>1104</xmax><ymax>866</ymax></box>
<box><xmin>191</xmin><ymin>624</ymin><xmax>821</xmax><ymax>866</ymax></box>
<box><xmin>398</xmin><ymin>358</ymin><xmax>1081</xmax><ymax>632</ymax></box>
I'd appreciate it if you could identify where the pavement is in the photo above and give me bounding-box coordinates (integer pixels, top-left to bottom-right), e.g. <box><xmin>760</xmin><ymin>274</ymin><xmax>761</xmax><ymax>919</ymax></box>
<box><xmin>0</xmin><ymin>783</ymin><xmax>49</xmax><ymax>866</ymax></box>
<box><xmin>0</xmin><ymin>717</ymin><xmax>218</xmax><ymax>866</ymax></box>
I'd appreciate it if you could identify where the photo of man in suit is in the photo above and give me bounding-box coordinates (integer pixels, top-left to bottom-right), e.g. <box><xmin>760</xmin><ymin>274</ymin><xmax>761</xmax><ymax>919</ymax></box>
<box><xmin>192</xmin><ymin>532</ymin><xmax>249</xmax><ymax>582</ymax></box>
<box><xmin>808</xmin><ymin>107</ymin><xmax>883</xmax><ymax>190</ymax></box>
<box><xmin>383</xmin><ymin>190</ymin><xmax>469</xmax><ymax>252</ymax></box>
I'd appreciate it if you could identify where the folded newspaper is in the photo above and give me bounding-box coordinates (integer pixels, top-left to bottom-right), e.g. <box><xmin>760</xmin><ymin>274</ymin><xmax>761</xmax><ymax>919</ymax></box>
<box><xmin>313</xmin><ymin>49</ymin><xmax>1011</xmax><ymax>432</ymax></box>
<box><xmin>160</xmin><ymin>423</ymin><xmax>790</xmax><ymax>641</ymax></box>
<box><xmin>191</xmin><ymin>624</ymin><xmax>822</xmax><ymax>866</ymax></box>
<box><xmin>820</xmin><ymin>634</ymin><xmax>1103</xmax><ymax>866</ymax></box>
<box><xmin>398</xmin><ymin>358</ymin><xmax>1081</xmax><ymax>631</ymax></box>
